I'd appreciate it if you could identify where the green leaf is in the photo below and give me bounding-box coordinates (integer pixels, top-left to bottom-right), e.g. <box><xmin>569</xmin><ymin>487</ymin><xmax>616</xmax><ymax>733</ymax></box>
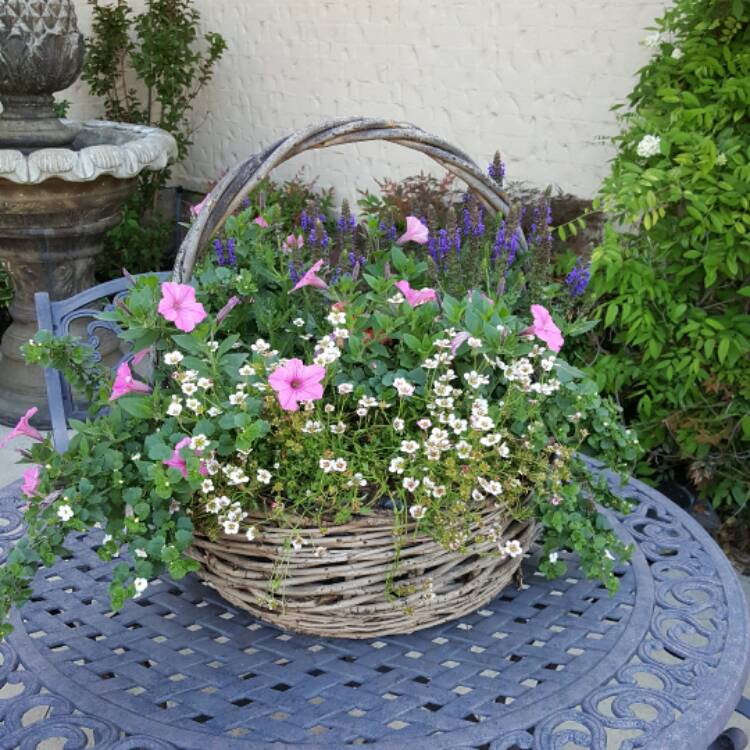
<box><xmin>117</xmin><ymin>396</ymin><xmax>153</xmax><ymax>419</ymax></box>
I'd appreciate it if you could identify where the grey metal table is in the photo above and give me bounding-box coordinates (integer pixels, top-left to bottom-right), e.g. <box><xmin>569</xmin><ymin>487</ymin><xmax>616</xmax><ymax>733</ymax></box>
<box><xmin>1</xmin><ymin>463</ymin><xmax>748</xmax><ymax>750</ymax></box>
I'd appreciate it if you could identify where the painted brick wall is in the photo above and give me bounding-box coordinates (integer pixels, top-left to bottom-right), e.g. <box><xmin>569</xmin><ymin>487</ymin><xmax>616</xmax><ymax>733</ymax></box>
<box><xmin>64</xmin><ymin>0</ymin><xmax>667</xmax><ymax>200</ymax></box>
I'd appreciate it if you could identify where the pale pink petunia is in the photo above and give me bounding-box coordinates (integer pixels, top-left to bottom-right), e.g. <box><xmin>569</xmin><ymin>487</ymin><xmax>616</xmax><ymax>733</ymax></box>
<box><xmin>163</xmin><ymin>438</ymin><xmax>209</xmax><ymax>479</ymax></box>
<box><xmin>291</xmin><ymin>259</ymin><xmax>328</xmax><ymax>292</ymax></box>
<box><xmin>254</xmin><ymin>216</ymin><xmax>269</xmax><ymax>228</ymax></box>
<box><xmin>522</xmin><ymin>304</ymin><xmax>564</xmax><ymax>353</ymax></box>
<box><xmin>394</xmin><ymin>280</ymin><xmax>438</xmax><ymax>308</ymax></box>
<box><xmin>281</xmin><ymin>234</ymin><xmax>304</xmax><ymax>254</ymax></box>
<box><xmin>109</xmin><ymin>362</ymin><xmax>152</xmax><ymax>401</ymax></box>
<box><xmin>21</xmin><ymin>465</ymin><xmax>41</xmax><ymax>498</ymax></box>
<box><xmin>190</xmin><ymin>195</ymin><xmax>209</xmax><ymax>218</ymax></box>
<box><xmin>397</xmin><ymin>216</ymin><xmax>429</xmax><ymax>245</ymax></box>
<box><xmin>157</xmin><ymin>282</ymin><xmax>207</xmax><ymax>332</ymax></box>
<box><xmin>216</xmin><ymin>295</ymin><xmax>241</xmax><ymax>325</ymax></box>
<box><xmin>0</xmin><ymin>407</ymin><xmax>43</xmax><ymax>449</ymax></box>
<box><xmin>450</xmin><ymin>332</ymin><xmax>470</xmax><ymax>355</ymax></box>
<box><xmin>268</xmin><ymin>359</ymin><xmax>326</xmax><ymax>412</ymax></box>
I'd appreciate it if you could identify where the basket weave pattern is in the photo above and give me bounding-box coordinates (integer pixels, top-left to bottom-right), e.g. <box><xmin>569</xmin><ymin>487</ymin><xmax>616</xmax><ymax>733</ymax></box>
<box><xmin>174</xmin><ymin>117</ymin><xmax>534</xmax><ymax>638</ymax></box>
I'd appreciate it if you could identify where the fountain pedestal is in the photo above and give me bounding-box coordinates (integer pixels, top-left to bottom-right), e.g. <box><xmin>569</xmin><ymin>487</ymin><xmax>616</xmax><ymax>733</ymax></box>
<box><xmin>0</xmin><ymin>0</ymin><xmax>176</xmax><ymax>426</ymax></box>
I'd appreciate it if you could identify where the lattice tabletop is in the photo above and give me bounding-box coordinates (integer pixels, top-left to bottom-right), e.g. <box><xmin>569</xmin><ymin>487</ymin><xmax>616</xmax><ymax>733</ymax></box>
<box><xmin>1</xmin><ymin>463</ymin><xmax>748</xmax><ymax>750</ymax></box>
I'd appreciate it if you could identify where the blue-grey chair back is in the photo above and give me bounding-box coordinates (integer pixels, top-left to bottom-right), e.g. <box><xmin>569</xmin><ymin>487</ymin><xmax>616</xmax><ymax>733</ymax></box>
<box><xmin>34</xmin><ymin>273</ymin><xmax>170</xmax><ymax>453</ymax></box>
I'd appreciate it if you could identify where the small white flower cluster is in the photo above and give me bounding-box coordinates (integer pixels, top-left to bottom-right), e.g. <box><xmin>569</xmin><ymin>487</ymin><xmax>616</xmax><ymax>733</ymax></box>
<box><xmin>636</xmin><ymin>134</ymin><xmax>661</xmax><ymax>158</ymax></box>
<box><xmin>204</xmin><ymin>495</ymin><xmax>249</xmax><ymax>535</ymax></box>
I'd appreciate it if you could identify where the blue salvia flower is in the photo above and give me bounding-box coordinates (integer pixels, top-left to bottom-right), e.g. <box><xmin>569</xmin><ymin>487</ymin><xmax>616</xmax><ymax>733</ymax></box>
<box><xmin>300</xmin><ymin>211</ymin><xmax>312</xmax><ymax>232</ymax></box>
<box><xmin>437</xmin><ymin>229</ymin><xmax>450</xmax><ymax>265</ymax></box>
<box><xmin>388</xmin><ymin>224</ymin><xmax>397</xmax><ymax>241</ymax></box>
<box><xmin>428</xmin><ymin>235</ymin><xmax>438</xmax><ymax>266</ymax></box>
<box><xmin>488</xmin><ymin>160</ymin><xmax>506</xmax><ymax>185</ymax></box>
<box><xmin>565</xmin><ymin>259</ymin><xmax>591</xmax><ymax>296</ymax></box>
<box><xmin>348</xmin><ymin>251</ymin><xmax>358</xmax><ymax>269</ymax></box>
<box><xmin>507</xmin><ymin>229</ymin><xmax>521</xmax><ymax>267</ymax></box>
<box><xmin>320</xmin><ymin>228</ymin><xmax>330</xmax><ymax>249</ymax></box>
<box><xmin>308</xmin><ymin>225</ymin><xmax>317</xmax><ymax>245</ymax></box>
<box><xmin>348</xmin><ymin>214</ymin><xmax>357</xmax><ymax>231</ymax></box>
<box><xmin>330</xmin><ymin>267</ymin><xmax>342</xmax><ymax>285</ymax></box>
<box><xmin>288</xmin><ymin>261</ymin><xmax>300</xmax><ymax>286</ymax></box>
<box><xmin>454</xmin><ymin>228</ymin><xmax>462</xmax><ymax>255</ymax></box>
<box><xmin>337</xmin><ymin>214</ymin><xmax>348</xmax><ymax>232</ymax></box>
<box><xmin>473</xmin><ymin>206</ymin><xmax>485</xmax><ymax>237</ymax></box>
<box><xmin>462</xmin><ymin>207</ymin><xmax>472</xmax><ymax>237</ymax></box>
<box><xmin>227</xmin><ymin>237</ymin><xmax>237</xmax><ymax>266</ymax></box>
<box><xmin>214</xmin><ymin>238</ymin><xmax>225</xmax><ymax>266</ymax></box>
<box><xmin>492</xmin><ymin>223</ymin><xmax>506</xmax><ymax>262</ymax></box>
<box><xmin>243</xmin><ymin>196</ymin><xmax>251</xmax><ymax>210</ymax></box>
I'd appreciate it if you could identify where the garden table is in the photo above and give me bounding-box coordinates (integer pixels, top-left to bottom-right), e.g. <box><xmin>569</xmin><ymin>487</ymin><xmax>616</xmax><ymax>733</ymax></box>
<box><xmin>1</xmin><ymin>460</ymin><xmax>748</xmax><ymax>750</ymax></box>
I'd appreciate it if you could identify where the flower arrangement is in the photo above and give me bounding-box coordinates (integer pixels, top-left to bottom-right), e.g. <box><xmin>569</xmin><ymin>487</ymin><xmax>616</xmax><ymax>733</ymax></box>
<box><xmin>0</xmin><ymin>167</ymin><xmax>640</xmax><ymax>636</ymax></box>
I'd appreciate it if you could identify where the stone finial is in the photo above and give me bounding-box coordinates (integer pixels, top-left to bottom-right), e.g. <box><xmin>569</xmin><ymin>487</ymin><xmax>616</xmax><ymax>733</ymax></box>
<box><xmin>0</xmin><ymin>0</ymin><xmax>85</xmax><ymax>149</ymax></box>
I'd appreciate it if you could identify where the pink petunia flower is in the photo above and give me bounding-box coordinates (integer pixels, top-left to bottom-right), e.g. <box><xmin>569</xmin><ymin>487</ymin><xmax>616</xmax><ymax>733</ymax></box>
<box><xmin>131</xmin><ymin>348</ymin><xmax>151</xmax><ymax>366</ymax></box>
<box><xmin>281</xmin><ymin>234</ymin><xmax>304</xmax><ymax>254</ymax></box>
<box><xmin>157</xmin><ymin>282</ymin><xmax>207</xmax><ymax>333</ymax></box>
<box><xmin>21</xmin><ymin>465</ymin><xmax>41</xmax><ymax>498</ymax></box>
<box><xmin>450</xmin><ymin>332</ymin><xmax>470</xmax><ymax>355</ymax></box>
<box><xmin>397</xmin><ymin>216</ymin><xmax>429</xmax><ymax>245</ymax></box>
<box><xmin>394</xmin><ymin>280</ymin><xmax>438</xmax><ymax>308</ymax></box>
<box><xmin>0</xmin><ymin>407</ymin><xmax>43</xmax><ymax>449</ymax></box>
<box><xmin>254</xmin><ymin>216</ymin><xmax>269</xmax><ymax>228</ymax></box>
<box><xmin>190</xmin><ymin>195</ymin><xmax>209</xmax><ymax>218</ymax></box>
<box><xmin>110</xmin><ymin>362</ymin><xmax>152</xmax><ymax>401</ymax></box>
<box><xmin>522</xmin><ymin>304</ymin><xmax>564</xmax><ymax>353</ymax></box>
<box><xmin>291</xmin><ymin>259</ymin><xmax>328</xmax><ymax>292</ymax></box>
<box><xmin>163</xmin><ymin>437</ymin><xmax>209</xmax><ymax>479</ymax></box>
<box><xmin>268</xmin><ymin>359</ymin><xmax>326</xmax><ymax>412</ymax></box>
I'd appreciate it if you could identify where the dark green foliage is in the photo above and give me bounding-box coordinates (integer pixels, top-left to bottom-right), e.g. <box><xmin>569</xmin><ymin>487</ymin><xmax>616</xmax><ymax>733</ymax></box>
<box><xmin>589</xmin><ymin>0</ymin><xmax>750</xmax><ymax>510</ymax></box>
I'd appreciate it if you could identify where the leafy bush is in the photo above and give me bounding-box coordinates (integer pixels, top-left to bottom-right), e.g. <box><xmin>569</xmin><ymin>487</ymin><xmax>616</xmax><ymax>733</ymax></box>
<box><xmin>82</xmin><ymin>0</ymin><xmax>227</xmax><ymax>273</ymax></box>
<box><xmin>589</xmin><ymin>0</ymin><xmax>750</xmax><ymax>510</ymax></box>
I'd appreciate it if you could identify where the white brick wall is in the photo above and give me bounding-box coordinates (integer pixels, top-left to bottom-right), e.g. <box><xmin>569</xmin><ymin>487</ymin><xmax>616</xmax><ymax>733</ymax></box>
<box><xmin>64</xmin><ymin>0</ymin><xmax>668</xmax><ymax>200</ymax></box>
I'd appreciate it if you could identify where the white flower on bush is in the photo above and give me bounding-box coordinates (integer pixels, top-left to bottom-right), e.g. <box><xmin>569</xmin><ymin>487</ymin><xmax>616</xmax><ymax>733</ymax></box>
<box><xmin>134</xmin><ymin>577</ymin><xmax>148</xmax><ymax>594</ymax></box>
<box><xmin>548</xmin><ymin>551</ymin><xmax>559</xmax><ymax>564</ymax></box>
<box><xmin>57</xmin><ymin>504</ymin><xmax>74</xmax><ymax>522</ymax></box>
<box><xmin>393</xmin><ymin>378</ymin><xmax>415</xmax><ymax>397</ymax></box>
<box><xmin>389</xmin><ymin>457</ymin><xmax>406</xmax><ymax>474</ymax></box>
<box><xmin>388</xmin><ymin>292</ymin><xmax>405</xmax><ymax>304</ymax></box>
<box><xmin>332</xmin><ymin>458</ymin><xmax>348</xmax><ymax>472</ymax></box>
<box><xmin>239</xmin><ymin>364</ymin><xmax>254</xmax><ymax>377</ymax></box>
<box><xmin>327</xmin><ymin>310</ymin><xmax>346</xmax><ymax>326</ymax></box>
<box><xmin>190</xmin><ymin>434</ymin><xmax>209</xmax><ymax>451</ymax></box>
<box><xmin>496</xmin><ymin>442</ymin><xmax>511</xmax><ymax>458</ymax></box>
<box><xmin>227</xmin><ymin>468</ymin><xmax>249</xmax><ymax>485</ymax></box>
<box><xmin>164</xmin><ymin>351</ymin><xmax>183</xmax><ymax>366</ymax></box>
<box><xmin>251</xmin><ymin>338</ymin><xmax>271</xmax><ymax>354</ymax></box>
<box><xmin>197</xmin><ymin>377</ymin><xmax>213</xmax><ymax>390</ymax></box>
<box><xmin>245</xmin><ymin>526</ymin><xmax>257</xmax><ymax>541</ymax></box>
<box><xmin>135</xmin><ymin>548</ymin><xmax>148</xmax><ymax>559</ymax></box>
<box><xmin>319</xmin><ymin>458</ymin><xmax>333</xmax><ymax>473</ymax></box>
<box><xmin>181</xmin><ymin>381</ymin><xmax>198</xmax><ymax>396</ymax></box>
<box><xmin>222</xmin><ymin>520</ymin><xmax>240</xmax><ymax>535</ymax></box>
<box><xmin>302</xmin><ymin>420</ymin><xmax>323</xmax><ymax>434</ymax></box>
<box><xmin>643</xmin><ymin>31</ymin><xmax>661</xmax><ymax>48</ymax></box>
<box><xmin>207</xmin><ymin>406</ymin><xmax>222</xmax><ymax>417</ymax></box>
<box><xmin>166</xmin><ymin>397</ymin><xmax>183</xmax><ymax>417</ymax></box>
<box><xmin>504</xmin><ymin>540</ymin><xmax>523</xmax><ymax>558</ymax></box>
<box><xmin>636</xmin><ymin>134</ymin><xmax>661</xmax><ymax>158</ymax></box>
<box><xmin>337</xmin><ymin>382</ymin><xmax>354</xmax><ymax>395</ymax></box>
<box><xmin>330</xmin><ymin>421</ymin><xmax>346</xmax><ymax>435</ymax></box>
<box><xmin>201</xmin><ymin>479</ymin><xmax>214</xmax><ymax>494</ymax></box>
<box><xmin>392</xmin><ymin>417</ymin><xmax>405</xmax><ymax>432</ymax></box>
<box><xmin>671</xmin><ymin>46</ymin><xmax>684</xmax><ymax>59</ymax></box>
<box><xmin>403</xmin><ymin>477</ymin><xmax>420</xmax><ymax>492</ymax></box>
<box><xmin>409</xmin><ymin>504</ymin><xmax>427</xmax><ymax>520</ymax></box>
<box><xmin>229</xmin><ymin>391</ymin><xmax>247</xmax><ymax>406</ymax></box>
<box><xmin>256</xmin><ymin>469</ymin><xmax>272</xmax><ymax>484</ymax></box>
<box><xmin>400</xmin><ymin>440</ymin><xmax>420</xmax><ymax>455</ymax></box>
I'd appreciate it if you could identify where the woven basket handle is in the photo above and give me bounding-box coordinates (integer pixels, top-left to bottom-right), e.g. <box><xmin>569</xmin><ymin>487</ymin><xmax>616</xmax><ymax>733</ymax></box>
<box><xmin>173</xmin><ymin>116</ymin><xmax>521</xmax><ymax>282</ymax></box>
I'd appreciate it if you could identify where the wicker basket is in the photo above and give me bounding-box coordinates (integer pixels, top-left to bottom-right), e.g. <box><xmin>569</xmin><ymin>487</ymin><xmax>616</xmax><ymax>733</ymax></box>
<box><xmin>173</xmin><ymin>117</ymin><xmax>537</xmax><ymax>638</ymax></box>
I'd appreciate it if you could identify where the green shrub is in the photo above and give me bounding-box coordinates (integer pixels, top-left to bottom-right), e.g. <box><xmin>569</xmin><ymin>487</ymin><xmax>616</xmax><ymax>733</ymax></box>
<box><xmin>589</xmin><ymin>0</ymin><xmax>750</xmax><ymax>510</ymax></box>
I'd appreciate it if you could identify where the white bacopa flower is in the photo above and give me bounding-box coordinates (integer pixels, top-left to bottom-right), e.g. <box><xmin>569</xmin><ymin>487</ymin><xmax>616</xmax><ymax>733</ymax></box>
<box><xmin>422</xmin><ymin>357</ymin><xmax>439</xmax><ymax>370</ymax></box>
<box><xmin>222</xmin><ymin>520</ymin><xmax>240</xmax><ymax>535</ymax></box>
<box><xmin>251</xmin><ymin>338</ymin><xmax>271</xmax><ymax>353</ymax></box>
<box><xmin>245</xmin><ymin>526</ymin><xmax>257</xmax><ymax>541</ymax></box>
<box><xmin>504</xmin><ymin>540</ymin><xmax>523</xmax><ymax>558</ymax></box>
<box><xmin>313</xmin><ymin>546</ymin><xmax>326</xmax><ymax>558</ymax></box>
<box><xmin>57</xmin><ymin>504</ymin><xmax>74</xmax><ymax>522</ymax></box>
<box><xmin>183</xmin><ymin>370</ymin><xmax>198</xmax><ymax>382</ymax></box>
<box><xmin>131</xmin><ymin>453</ymin><xmax>141</xmax><ymax>462</ymax></box>
<box><xmin>358</xmin><ymin>395</ymin><xmax>378</xmax><ymax>409</ymax></box>
<box><xmin>671</xmin><ymin>46</ymin><xmax>683</xmax><ymax>59</ymax></box>
<box><xmin>417</xmin><ymin>418</ymin><xmax>432</xmax><ymax>430</ymax></box>
<box><xmin>239</xmin><ymin>364</ymin><xmax>254</xmax><ymax>377</ymax></box>
<box><xmin>388</xmin><ymin>292</ymin><xmax>405</xmax><ymax>305</ymax></box>
<box><xmin>251</xmin><ymin>382</ymin><xmax>267</xmax><ymax>392</ymax></box>
<box><xmin>636</xmin><ymin>134</ymin><xmax>661</xmax><ymax>158</ymax></box>
<box><xmin>356</xmin><ymin>407</ymin><xmax>368</xmax><ymax>417</ymax></box>
<box><xmin>207</xmin><ymin>341</ymin><xmax>220</xmax><ymax>352</ymax></box>
<box><xmin>333</xmin><ymin>327</ymin><xmax>350</xmax><ymax>339</ymax></box>
<box><xmin>320</xmin><ymin>458</ymin><xmax>333</xmax><ymax>473</ymax></box>
<box><xmin>135</xmin><ymin>548</ymin><xmax>148</xmax><ymax>559</ymax></box>
<box><xmin>548</xmin><ymin>551</ymin><xmax>559</xmax><ymax>564</ymax></box>
<box><xmin>330</xmin><ymin>421</ymin><xmax>347</xmax><ymax>435</ymax></box>
<box><xmin>479</xmin><ymin>477</ymin><xmax>503</xmax><ymax>496</ymax></box>
<box><xmin>186</xmin><ymin>398</ymin><xmax>203</xmax><ymax>415</ymax></box>
<box><xmin>166</xmin><ymin>396</ymin><xmax>183</xmax><ymax>417</ymax></box>
<box><xmin>403</xmin><ymin>477</ymin><xmax>420</xmax><ymax>492</ymax></box>
<box><xmin>400</xmin><ymin>440</ymin><xmax>420</xmax><ymax>455</ymax></box>
<box><xmin>256</xmin><ymin>469</ymin><xmax>272</xmax><ymax>484</ymax></box>
<box><xmin>201</xmin><ymin>479</ymin><xmax>214</xmax><ymax>494</ymax></box>
<box><xmin>301</xmin><ymin>420</ymin><xmax>323</xmax><ymax>434</ymax></box>
<box><xmin>433</xmin><ymin>382</ymin><xmax>453</xmax><ymax>397</ymax></box>
<box><xmin>471</xmin><ymin>414</ymin><xmax>494</xmax><ymax>431</ymax></box>
<box><xmin>393</xmin><ymin>377</ymin><xmax>415</xmax><ymax>397</ymax></box>
<box><xmin>181</xmin><ymin>381</ymin><xmax>198</xmax><ymax>396</ymax></box>
<box><xmin>541</xmin><ymin>356</ymin><xmax>555</xmax><ymax>372</ymax></box>
<box><xmin>389</xmin><ymin>456</ymin><xmax>406</xmax><ymax>474</ymax></box>
<box><xmin>229</xmin><ymin>391</ymin><xmax>247</xmax><ymax>406</ymax></box>
<box><xmin>337</xmin><ymin>382</ymin><xmax>354</xmax><ymax>395</ymax></box>
<box><xmin>480</xmin><ymin>433</ymin><xmax>502</xmax><ymax>447</ymax></box>
<box><xmin>207</xmin><ymin>406</ymin><xmax>223</xmax><ymax>418</ymax></box>
<box><xmin>472</xmin><ymin>489</ymin><xmax>485</xmax><ymax>503</ymax></box>
<box><xmin>496</xmin><ymin>442</ymin><xmax>510</xmax><ymax>458</ymax></box>
<box><xmin>425</xmin><ymin>446</ymin><xmax>441</xmax><ymax>461</ymax></box>
<box><xmin>190</xmin><ymin>434</ymin><xmax>209</xmax><ymax>451</ymax></box>
<box><xmin>324</xmin><ymin>403</ymin><xmax>335</xmax><ymax>413</ymax></box>
<box><xmin>431</xmin><ymin>485</ymin><xmax>446</xmax><ymax>499</ymax></box>
<box><xmin>134</xmin><ymin>577</ymin><xmax>148</xmax><ymax>594</ymax></box>
<box><xmin>464</xmin><ymin>371</ymin><xmax>490</xmax><ymax>389</ymax></box>
<box><xmin>102</xmin><ymin>534</ymin><xmax>113</xmax><ymax>544</ymax></box>
<box><xmin>467</xmin><ymin>336</ymin><xmax>482</xmax><ymax>349</ymax></box>
<box><xmin>327</xmin><ymin>310</ymin><xmax>347</xmax><ymax>326</ymax></box>
<box><xmin>227</xmin><ymin>468</ymin><xmax>249</xmax><ymax>485</ymax></box>
<box><xmin>332</xmin><ymin>458</ymin><xmax>348</xmax><ymax>472</ymax></box>
<box><xmin>409</xmin><ymin>504</ymin><xmax>427</xmax><ymax>520</ymax></box>
<box><xmin>393</xmin><ymin>417</ymin><xmax>405</xmax><ymax>432</ymax></box>
<box><xmin>292</xmin><ymin>317</ymin><xmax>305</xmax><ymax>328</ymax></box>
<box><xmin>164</xmin><ymin>351</ymin><xmax>184</xmax><ymax>366</ymax></box>
<box><xmin>455</xmin><ymin>440</ymin><xmax>472</xmax><ymax>459</ymax></box>
<box><xmin>197</xmin><ymin>377</ymin><xmax>213</xmax><ymax>390</ymax></box>
<box><xmin>604</xmin><ymin>548</ymin><xmax>616</xmax><ymax>561</ymax></box>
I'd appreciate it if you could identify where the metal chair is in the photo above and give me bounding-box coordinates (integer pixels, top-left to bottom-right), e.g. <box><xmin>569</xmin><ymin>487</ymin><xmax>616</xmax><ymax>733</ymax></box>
<box><xmin>34</xmin><ymin>272</ymin><xmax>170</xmax><ymax>453</ymax></box>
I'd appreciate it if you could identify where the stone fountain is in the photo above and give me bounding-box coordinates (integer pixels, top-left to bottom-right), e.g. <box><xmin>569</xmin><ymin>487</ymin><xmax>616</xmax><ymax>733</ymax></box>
<box><xmin>0</xmin><ymin>0</ymin><xmax>177</xmax><ymax>426</ymax></box>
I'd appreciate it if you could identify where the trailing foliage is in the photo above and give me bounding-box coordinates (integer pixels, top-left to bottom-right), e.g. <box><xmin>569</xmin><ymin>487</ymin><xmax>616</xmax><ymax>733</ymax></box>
<box><xmin>589</xmin><ymin>0</ymin><xmax>750</xmax><ymax>510</ymax></box>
